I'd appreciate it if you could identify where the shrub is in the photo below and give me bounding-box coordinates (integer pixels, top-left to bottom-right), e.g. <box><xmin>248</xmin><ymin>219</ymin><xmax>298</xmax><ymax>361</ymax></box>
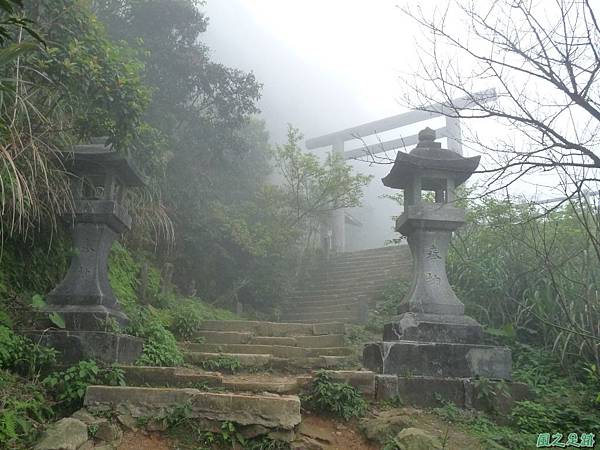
<box><xmin>128</xmin><ymin>309</ymin><xmax>184</xmax><ymax>367</ymax></box>
<box><xmin>301</xmin><ymin>371</ymin><xmax>367</xmax><ymax>421</ymax></box>
<box><xmin>0</xmin><ymin>370</ymin><xmax>54</xmax><ymax>448</ymax></box>
<box><xmin>169</xmin><ymin>298</ymin><xmax>236</xmax><ymax>341</ymax></box>
<box><xmin>0</xmin><ymin>326</ymin><xmax>57</xmax><ymax>376</ymax></box>
<box><xmin>42</xmin><ymin>360</ymin><xmax>125</xmax><ymax>412</ymax></box>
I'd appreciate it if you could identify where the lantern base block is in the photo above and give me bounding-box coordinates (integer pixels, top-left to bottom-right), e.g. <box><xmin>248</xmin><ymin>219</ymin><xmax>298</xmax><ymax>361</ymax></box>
<box><xmin>363</xmin><ymin>340</ymin><xmax>511</xmax><ymax>380</ymax></box>
<box><xmin>42</xmin><ymin>305</ymin><xmax>130</xmax><ymax>332</ymax></box>
<box><xmin>383</xmin><ymin>312</ymin><xmax>483</xmax><ymax>344</ymax></box>
<box><xmin>23</xmin><ymin>330</ymin><xmax>143</xmax><ymax>366</ymax></box>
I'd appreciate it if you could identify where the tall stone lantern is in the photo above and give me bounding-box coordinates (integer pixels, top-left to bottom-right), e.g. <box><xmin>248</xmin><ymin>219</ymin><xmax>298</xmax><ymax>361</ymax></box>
<box><xmin>363</xmin><ymin>128</ymin><xmax>512</xmax><ymax>383</ymax></box>
<box><xmin>29</xmin><ymin>140</ymin><xmax>144</xmax><ymax>364</ymax></box>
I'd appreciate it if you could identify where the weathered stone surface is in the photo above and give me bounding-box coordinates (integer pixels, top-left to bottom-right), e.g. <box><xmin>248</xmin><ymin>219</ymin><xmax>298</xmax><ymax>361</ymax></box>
<box><xmin>325</xmin><ymin>370</ymin><xmax>376</xmax><ymax>396</ymax></box>
<box><xmin>294</xmin><ymin>334</ymin><xmax>345</xmax><ymax>348</ymax></box>
<box><xmin>383</xmin><ymin>312</ymin><xmax>483</xmax><ymax>344</ymax></box>
<box><xmin>375</xmin><ymin>375</ymin><xmax>399</xmax><ymax>400</ymax></box>
<box><xmin>94</xmin><ymin>421</ymin><xmax>122</xmax><ymax>443</ymax></box>
<box><xmin>363</xmin><ymin>341</ymin><xmax>512</xmax><ymax>379</ymax></box>
<box><xmin>183</xmin><ymin>343</ymin><xmax>352</xmax><ymax>358</ymax></box>
<box><xmin>184</xmin><ymin>351</ymin><xmax>272</xmax><ymax>368</ymax></box>
<box><xmin>198</xmin><ymin>320</ymin><xmax>344</xmax><ymax>337</ymax></box>
<box><xmin>118</xmin><ymin>365</ymin><xmax>223</xmax><ymax>388</ymax></box>
<box><xmin>84</xmin><ymin>386</ymin><xmax>301</xmax><ymax>430</ymax></box>
<box><xmin>116</xmin><ymin>414</ymin><xmax>137</xmax><ymax>431</ymax></box>
<box><xmin>373</xmin><ymin>376</ymin><xmax>530</xmax><ymax>414</ymax></box>
<box><xmin>24</xmin><ymin>330</ymin><xmax>142</xmax><ymax>366</ymax></box>
<box><xmin>76</xmin><ymin>441</ymin><xmax>94</xmax><ymax>450</ymax></box>
<box><xmin>359</xmin><ymin>410</ymin><xmax>416</xmax><ymax>444</ymax></box>
<box><xmin>393</xmin><ymin>427</ymin><xmax>442</xmax><ymax>450</ymax></box>
<box><xmin>34</xmin><ymin>418</ymin><xmax>88</xmax><ymax>450</ymax></box>
<box><xmin>196</xmin><ymin>331</ymin><xmax>252</xmax><ymax>344</ymax></box>
<box><xmin>222</xmin><ymin>376</ymin><xmax>299</xmax><ymax>394</ymax></box>
<box><xmin>70</xmin><ymin>409</ymin><xmax>104</xmax><ymax>426</ymax></box>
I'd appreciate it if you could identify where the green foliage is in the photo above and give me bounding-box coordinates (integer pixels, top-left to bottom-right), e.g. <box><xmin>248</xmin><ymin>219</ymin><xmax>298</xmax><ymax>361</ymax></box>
<box><xmin>0</xmin><ymin>370</ymin><xmax>53</xmax><ymax>449</ymax></box>
<box><xmin>198</xmin><ymin>355</ymin><xmax>241</xmax><ymax>374</ymax></box>
<box><xmin>301</xmin><ymin>371</ymin><xmax>367</xmax><ymax>421</ymax></box>
<box><xmin>448</xmin><ymin>198</ymin><xmax>600</xmax><ymax>368</ymax></box>
<box><xmin>42</xmin><ymin>360</ymin><xmax>125</xmax><ymax>412</ymax></box>
<box><xmin>0</xmin><ymin>325</ymin><xmax>57</xmax><ymax>377</ymax></box>
<box><xmin>127</xmin><ymin>308</ymin><xmax>184</xmax><ymax>367</ymax></box>
<box><xmin>168</xmin><ymin>298</ymin><xmax>236</xmax><ymax>341</ymax></box>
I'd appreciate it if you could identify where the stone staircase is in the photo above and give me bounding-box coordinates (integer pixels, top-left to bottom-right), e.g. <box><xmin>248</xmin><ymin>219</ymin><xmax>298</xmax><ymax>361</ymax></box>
<box><xmin>180</xmin><ymin>320</ymin><xmax>358</xmax><ymax>372</ymax></box>
<box><xmin>281</xmin><ymin>245</ymin><xmax>412</xmax><ymax>324</ymax></box>
<box><xmin>49</xmin><ymin>319</ymin><xmax>375</xmax><ymax>449</ymax></box>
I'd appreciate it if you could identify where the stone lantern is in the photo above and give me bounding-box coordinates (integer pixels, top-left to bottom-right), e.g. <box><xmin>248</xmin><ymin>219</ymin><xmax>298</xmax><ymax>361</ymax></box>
<box><xmin>29</xmin><ymin>139</ymin><xmax>144</xmax><ymax>364</ymax></box>
<box><xmin>363</xmin><ymin>128</ymin><xmax>512</xmax><ymax>382</ymax></box>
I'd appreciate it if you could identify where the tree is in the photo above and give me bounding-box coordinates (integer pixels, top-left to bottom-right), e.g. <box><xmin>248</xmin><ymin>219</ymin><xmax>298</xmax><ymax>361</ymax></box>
<box><xmin>0</xmin><ymin>0</ymin><xmax>151</xmax><ymax>237</ymax></box>
<box><xmin>272</xmin><ymin>126</ymin><xmax>372</xmax><ymax>252</ymax></box>
<box><xmin>403</xmin><ymin>0</ymin><xmax>599</xmax><ymax>200</ymax></box>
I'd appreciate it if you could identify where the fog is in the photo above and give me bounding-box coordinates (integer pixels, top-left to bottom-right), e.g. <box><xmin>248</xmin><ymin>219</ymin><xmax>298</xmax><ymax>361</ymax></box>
<box><xmin>202</xmin><ymin>0</ymin><xmax>568</xmax><ymax>251</ymax></box>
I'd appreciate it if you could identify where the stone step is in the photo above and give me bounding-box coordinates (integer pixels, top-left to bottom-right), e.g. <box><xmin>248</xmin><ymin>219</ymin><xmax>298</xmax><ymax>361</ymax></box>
<box><xmin>119</xmin><ymin>365</ymin><xmax>223</xmax><ymax>388</ymax></box>
<box><xmin>181</xmin><ymin>343</ymin><xmax>353</xmax><ymax>358</ymax></box>
<box><xmin>285</xmin><ymin>302</ymin><xmax>361</xmax><ymax>315</ymax></box>
<box><xmin>251</xmin><ymin>334</ymin><xmax>346</xmax><ymax>348</ymax></box>
<box><xmin>292</xmin><ymin>277</ymin><xmax>394</xmax><ymax>296</ymax></box>
<box><xmin>84</xmin><ymin>385</ymin><xmax>301</xmax><ymax>430</ymax></box>
<box><xmin>329</xmin><ymin>257</ymin><xmax>404</xmax><ymax>268</ymax></box>
<box><xmin>282</xmin><ymin>310</ymin><xmax>362</xmax><ymax>322</ymax></box>
<box><xmin>287</xmin><ymin>299</ymin><xmax>366</xmax><ymax>310</ymax></box>
<box><xmin>184</xmin><ymin>352</ymin><xmax>357</xmax><ymax>371</ymax></box>
<box><xmin>196</xmin><ymin>331</ymin><xmax>253</xmax><ymax>344</ymax></box>
<box><xmin>290</xmin><ymin>286</ymin><xmax>386</xmax><ymax>299</ymax></box>
<box><xmin>197</xmin><ymin>320</ymin><xmax>345</xmax><ymax>336</ymax></box>
<box><xmin>114</xmin><ymin>365</ymin><xmax>375</xmax><ymax>397</ymax></box>
<box><xmin>319</xmin><ymin>261</ymin><xmax>412</xmax><ymax>276</ymax></box>
<box><xmin>194</xmin><ymin>332</ymin><xmax>345</xmax><ymax>348</ymax></box>
<box><xmin>283</xmin><ymin>316</ymin><xmax>358</xmax><ymax>324</ymax></box>
<box><xmin>332</xmin><ymin>246</ymin><xmax>408</xmax><ymax>258</ymax></box>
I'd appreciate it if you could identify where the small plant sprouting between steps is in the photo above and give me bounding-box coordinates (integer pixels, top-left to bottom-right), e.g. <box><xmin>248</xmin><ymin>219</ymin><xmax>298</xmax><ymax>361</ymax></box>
<box><xmin>42</xmin><ymin>360</ymin><xmax>126</xmax><ymax>413</ymax></box>
<box><xmin>199</xmin><ymin>354</ymin><xmax>242</xmax><ymax>374</ymax></box>
<box><xmin>301</xmin><ymin>370</ymin><xmax>367</xmax><ymax>421</ymax></box>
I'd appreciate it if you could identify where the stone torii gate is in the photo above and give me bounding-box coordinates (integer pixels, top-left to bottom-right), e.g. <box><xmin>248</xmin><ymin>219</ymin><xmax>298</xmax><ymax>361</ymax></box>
<box><xmin>305</xmin><ymin>89</ymin><xmax>497</xmax><ymax>253</ymax></box>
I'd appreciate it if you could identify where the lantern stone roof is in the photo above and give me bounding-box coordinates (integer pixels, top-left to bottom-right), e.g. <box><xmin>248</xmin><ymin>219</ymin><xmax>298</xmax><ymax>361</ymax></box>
<box><xmin>61</xmin><ymin>139</ymin><xmax>146</xmax><ymax>187</ymax></box>
<box><xmin>382</xmin><ymin>127</ymin><xmax>480</xmax><ymax>189</ymax></box>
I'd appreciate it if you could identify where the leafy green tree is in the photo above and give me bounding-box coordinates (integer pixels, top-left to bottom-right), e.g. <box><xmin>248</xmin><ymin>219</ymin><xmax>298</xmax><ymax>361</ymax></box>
<box><xmin>0</xmin><ymin>0</ymin><xmax>152</xmax><ymax>237</ymax></box>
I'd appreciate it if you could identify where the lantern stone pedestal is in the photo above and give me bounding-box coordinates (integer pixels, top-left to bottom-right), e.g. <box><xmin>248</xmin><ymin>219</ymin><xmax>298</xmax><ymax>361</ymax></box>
<box><xmin>26</xmin><ymin>141</ymin><xmax>143</xmax><ymax>365</ymax></box>
<box><xmin>363</xmin><ymin>128</ymin><xmax>512</xmax><ymax>382</ymax></box>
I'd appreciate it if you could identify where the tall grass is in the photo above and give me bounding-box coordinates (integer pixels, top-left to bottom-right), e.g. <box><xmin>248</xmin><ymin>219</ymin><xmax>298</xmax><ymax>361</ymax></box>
<box><xmin>448</xmin><ymin>195</ymin><xmax>600</xmax><ymax>369</ymax></box>
<box><xmin>0</xmin><ymin>22</ymin><xmax>73</xmax><ymax>241</ymax></box>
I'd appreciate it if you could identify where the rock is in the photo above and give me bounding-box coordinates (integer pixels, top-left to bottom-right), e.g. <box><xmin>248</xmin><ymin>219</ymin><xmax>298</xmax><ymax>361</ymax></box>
<box><xmin>359</xmin><ymin>409</ymin><xmax>416</xmax><ymax>444</ymax></box>
<box><xmin>145</xmin><ymin>418</ymin><xmax>168</xmax><ymax>432</ymax></box>
<box><xmin>394</xmin><ymin>428</ymin><xmax>442</xmax><ymax>450</ymax></box>
<box><xmin>76</xmin><ymin>441</ymin><xmax>94</xmax><ymax>450</ymax></box>
<box><xmin>35</xmin><ymin>418</ymin><xmax>88</xmax><ymax>450</ymax></box>
<box><xmin>116</xmin><ymin>414</ymin><xmax>138</xmax><ymax>431</ymax></box>
<box><xmin>94</xmin><ymin>422</ymin><xmax>123</xmax><ymax>443</ymax></box>
<box><xmin>71</xmin><ymin>409</ymin><xmax>104</xmax><ymax>426</ymax></box>
<box><xmin>291</xmin><ymin>436</ymin><xmax>326</xmax><ymax>450</ymax></box>
<box><xmin>93</xmin><ymin>445</ymin><xmax>115</xmax><ymax>450</ymax></box>
<box><xmin>240</xmin><ymin>424</ymin><xmax>269</xmax><ymax>439</ymax></box>
<box><xmin>268</xmin><ymin>429</ymin><xmax>295</xmax><ymax>443</ymax></box>
<box><xmin>298</xmin><ymin>422</ymin><xmax>332</xmax><ymax>443</ymax></box>
<box><xmin>85</xmin><ymin>386</ymin><xmax>301</xmax><ymax>430</ymax></box>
